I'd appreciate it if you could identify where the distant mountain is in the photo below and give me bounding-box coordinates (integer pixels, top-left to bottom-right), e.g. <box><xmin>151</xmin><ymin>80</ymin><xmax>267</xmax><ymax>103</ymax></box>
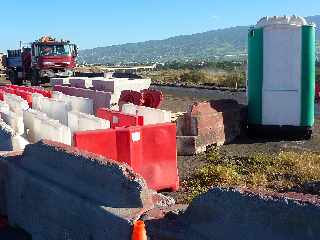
<box><xmin>79</xmin><ymin>16</ymin><xmax>320</xmax><ymax>64</ymax></box>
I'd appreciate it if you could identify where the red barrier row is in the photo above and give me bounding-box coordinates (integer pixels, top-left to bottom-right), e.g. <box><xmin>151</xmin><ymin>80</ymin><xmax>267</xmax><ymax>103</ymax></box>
<box><xmin>119</xmin><ymin>90</ymin><xmax>143</xmax><ymax>106</ymax></box>
<box><xmin>119</xmin><ymin>89</ymin><xmax>163</xmax><ymax>108</ymax></box>
<box><xmin>141</xmin><ymin>89</ymin><xmax>163</xmax><ymax>108</ymax></box>
<box><xmin>74</xmin><ymin>123</ymin><xmax>179</xmax><ymax>191</ymax></box>
<box><xmin>96</xmin><ymin>108</ymin><xmax>144</xmax><ymax>128</ymax></box>
<box><xmin>0</xmin><ymin>90</ymin><xmax>4</xmax><ymax>101</ymax></box>
<box><xmin>7</xmin><ymin>85</ymin><xmax>52</xmax><ymax>98</ymax></box>
<box><xmin>0</xmin><ymin>85</ymin><xmax>52</xmax><ymax>107</ymax></box>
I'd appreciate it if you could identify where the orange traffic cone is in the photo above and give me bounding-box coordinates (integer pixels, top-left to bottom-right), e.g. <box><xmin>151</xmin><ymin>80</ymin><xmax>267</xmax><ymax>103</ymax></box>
<box><xmin>131</xmin><ymin>220</ymin><xmax>147</xmax><ymax>240</ymax></box>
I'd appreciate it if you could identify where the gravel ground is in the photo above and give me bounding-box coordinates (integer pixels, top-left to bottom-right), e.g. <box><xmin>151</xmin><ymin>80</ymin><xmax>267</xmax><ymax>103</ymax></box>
<box><xmin>154</xmin><ymin>85</ymin><xmax>320</xmax><ymax>203</ymax></box>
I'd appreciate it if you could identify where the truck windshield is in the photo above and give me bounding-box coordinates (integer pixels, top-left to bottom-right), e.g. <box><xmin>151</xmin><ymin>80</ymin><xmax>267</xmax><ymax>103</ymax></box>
<box><xmin>39</xmin><ymin>44</ymin><xmax>71</xmax><ymax>56</ymax></box>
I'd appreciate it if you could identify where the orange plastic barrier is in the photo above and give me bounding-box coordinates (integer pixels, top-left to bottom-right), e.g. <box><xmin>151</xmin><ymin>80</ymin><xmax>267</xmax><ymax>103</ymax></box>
<box><xmin>74</xmin><ymin>123</ymin><xmax>179</xmax><ymax>191</ymax></box>
<box><xmin>141</xmin><ymin>89</ymin><xmax>163</xmax><ymax>108</ymax></box>
<box><xmin>96</xmin><ymin>108</ymin><xmax>144</xmax><ymax>128</ymax></box>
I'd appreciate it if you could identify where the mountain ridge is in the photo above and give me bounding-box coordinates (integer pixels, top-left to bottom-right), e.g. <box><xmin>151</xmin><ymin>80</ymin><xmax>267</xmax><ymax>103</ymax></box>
<box><xmin>79</xmin><ymin>16</ymin><xmax>320</xmax><ymax>64</ymax></box>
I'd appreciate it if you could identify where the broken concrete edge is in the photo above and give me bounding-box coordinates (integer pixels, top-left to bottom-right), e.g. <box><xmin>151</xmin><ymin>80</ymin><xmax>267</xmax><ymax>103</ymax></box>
<box><xmin>1</xmin><ymin>140</ymin><xmax>176</xmax><ymax>219</ymax></box>
<box><xmin>144</xmin><ymin>187</ymin><xmax>320</xmax><ymax>240</ymax></box>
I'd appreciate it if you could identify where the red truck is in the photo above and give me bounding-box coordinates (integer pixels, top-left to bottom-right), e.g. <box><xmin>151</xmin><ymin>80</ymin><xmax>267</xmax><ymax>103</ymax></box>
<box><xmin>7</xmin><ymin>36</ymin><xmax>77</xmax><ymax>85</ymax></box>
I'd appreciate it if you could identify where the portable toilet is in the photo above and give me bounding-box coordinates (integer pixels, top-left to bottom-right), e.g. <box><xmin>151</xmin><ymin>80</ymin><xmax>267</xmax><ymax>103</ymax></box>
<box><xmin>247</xmin><ymin>16</ymin><xmax>316</xmax><ymax>137</ymax></box>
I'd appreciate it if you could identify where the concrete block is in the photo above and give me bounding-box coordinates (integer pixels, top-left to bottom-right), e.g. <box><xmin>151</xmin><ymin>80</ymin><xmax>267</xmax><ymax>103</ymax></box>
<box><xmin>50</xmin><ymin>77</ymin><xmax>70</xmax><ymax>86</ymax></box>
<box><xmin>53</xmin><ymin>85</ymin><xmax>111</xmax><ymax>111</ymax></box>
<box><xmin>121</xmin><ymin>103</ymin><xmax>171</xmax><ymax>125</ymax></box>
<box><xmin>0</xmin><ymin>100</ymin><xmax>9</xmax><ymax>113</ymax></box>
<box><xmin>92</xmin><ymin>78</ymin><xmax>151</xmax><ymax>93</ymax></box>
<box><xmin>146</xmin><ymin>188</ymin><xmax>320</xmax><ymax>240</ymax></box>
<box><xmin>3</xmin><ymin>93</ymin><xmax>29</xmax><ymax>116</ymax></box>
<box><xmin>33</xmin><ymin>94</ymin><xmax>69</xmax><ymax>125</ymax></box>
<box><xmin>52</xmin><ymin>91</ymin><xmax>94</xmax><ymax>114</ymax></box>
<box><xmin>176</xmin><ymin>100</ymin><xmax>246</xmax><ymax>155</ymax></box>
<box><xmin>68</xmin><ymin>111</ymin><xmax>110</xmax><ymax>133</ymax></box>
<box><xmin>0</xmin><ymin>120</ymin><xmax>29</xmax><ymax>151</ymax></box>
<box><xmin>23</xmin><ymin>109</ymin><xmax>47</xmax><ymax>142</ymax></box>
<box><xmin>69</xmin><ymin>77</ymin><xmax>92</xmax><ymax>88</ymax></box>
<box><xmin>6</xmin><ymin>141</ymin><xmax>155</xmax><ymax>239</ymax></box>
<box><xmin>34</xmin><ymin>119</ymin><xmax>71</xmax><ymax>145</ymax></box>
<box><xmin>0</xmin><ymin>111</ymin><xmax>24</xmax><ymax>135</ymax></box>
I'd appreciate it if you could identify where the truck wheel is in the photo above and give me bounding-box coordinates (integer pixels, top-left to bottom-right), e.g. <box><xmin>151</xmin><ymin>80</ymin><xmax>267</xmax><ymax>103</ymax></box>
<box><xmin>31</xmin><ymin>70</ymin><xmax>39</xmax><ymax>86</ymax></box>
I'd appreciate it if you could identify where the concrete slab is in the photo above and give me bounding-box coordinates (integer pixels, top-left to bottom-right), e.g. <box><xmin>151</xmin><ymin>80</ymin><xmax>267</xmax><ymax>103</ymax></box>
<box><xmin>5</xmin><ymin>141</ymin><xmax>155</xmax><ymax>239</ymax></box>
<box><xmin>50</xmin><ymin>77</ymin><xmax>70</xmax><ymax>86</ymax></box>
<box><xmin>121</xmin><ymin>103</ymin><xmax>171</xmax><ymax>125</ymax></box>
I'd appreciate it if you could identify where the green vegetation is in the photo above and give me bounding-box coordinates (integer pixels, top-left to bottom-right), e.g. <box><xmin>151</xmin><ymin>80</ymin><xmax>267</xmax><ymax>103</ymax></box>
<box><xmin>184</xmin><ymin>147</ymin><xmax>320</xmax><ymax>202</ymax></box>
<box><xmin>145</xmin><ymin>61</ymin><xmax>246</xmax><ymax>88</ymax></box>
<box><xmin>79</xmin><ymin>16</ymin><xmax>319</xmax><ymax>65</ymax></box>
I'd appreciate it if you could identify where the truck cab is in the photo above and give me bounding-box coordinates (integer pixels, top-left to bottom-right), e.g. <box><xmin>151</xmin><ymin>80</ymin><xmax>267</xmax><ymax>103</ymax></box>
<box><xmin>7</xmin><ymin>36</ymin><xmax>77</xmax><ymax>85</ymax></box>
<box><xmin>31</xmin><ymin>40</ymin><xmax>77</xmax><ymax>84</ymax></box>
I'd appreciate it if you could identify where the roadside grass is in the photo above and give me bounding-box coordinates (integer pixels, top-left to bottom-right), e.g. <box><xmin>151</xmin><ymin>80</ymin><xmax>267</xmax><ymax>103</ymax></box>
<box><xmin>184</xmin><ymin>147</ymin><xmax>320</xmax><ymax>202</ymax></box>
<box><xmin>146</xmin><ymin>69</ymin><xmax>246</xmax><ymax>88</ymax></box>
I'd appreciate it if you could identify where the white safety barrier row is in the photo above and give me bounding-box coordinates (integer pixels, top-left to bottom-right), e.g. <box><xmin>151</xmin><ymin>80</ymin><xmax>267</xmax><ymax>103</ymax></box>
<box><xmin>0</xmin><ymin>120</ymin><xmax>29</xmax><ymax>151</ymax></box>
<box><xmin>32</xmin><ymin>93</ymin><xmax>69</xmax><ymax>125</ymax></box>
<box><xmin>121</xmin><ymin>103</ymin><xmax>171</xmax><ymax>125</ymax></box>
<box><xmin>68</xmin><ymin>111</ymin><xmax>110</xmax><ymax>133</ymax></box>
<box><xmin>3</xmin><ymin>93</ymin><xmax>29</xmax><ymax>116</ymax></box>
<box><xmin>52</xmin><ymin>91</ymin><xmax>94</xmax><ymax>115</ymax></box>
<box><xmin>23</xmin><ymin>108</ymin><xmax>72</xmax><ymax>145</ymax></box>
<box><xmin>50</xmin><ymin>77</ymin><xmax>70</xmax><ymax>86</ymax></box>
<box><xmin>92</xmin><ymin>78</ymin><xmax>151</xmax><ymax>93</ymax></box>
<box><xmin>69</xmin><ymin>77</ymin><xmax>93</xmax><ymax>89</ymax></box>
<box><xmin>0</xmin><ymin>101</ymin><xmax>9</xmax><ymax>114</ymax></box>
<box><xmin>0</xmin><ymin>110</ymin><xmax>24</xmax><ymax>135</ymax></box>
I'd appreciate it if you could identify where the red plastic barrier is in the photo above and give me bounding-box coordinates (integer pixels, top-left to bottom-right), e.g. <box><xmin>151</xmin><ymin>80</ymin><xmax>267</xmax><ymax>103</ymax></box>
<box><xmin>0</xmin><ymin>90</ymin><xmax>4</xmax><ymax>101</ymax></box>
<box><xmin>74</xmin><ymin>129</ymin><xmax>118</xmax><ymax>161</ymax></box>
<box><xmin>74</xmin><ymin>123</ymin><xmax>179</xmax><ymax>191</ymax></box>
<box><xmin>15</xmin><ymin>89</ymin><xmax>33</xmax><ymax>107</ymax></box>
<box><xmin>96</xmin><ymin>108</ymin><xmax>144</xmax><ymax>128</ymax></box>
<box><xmin>2</xmin><ymin>85</ymin><xmax>52</xmax><ymax>98</ymax></box>
<box><xmin>316</xmin><ymin>83</ymin><xmax>320</xmax><ymax>101</ymax></box>
<box><xmin>0</xmin><ymin>86</ymin><xmax>16</xmax><ymax>95</ymax></box>
<box><xmin>119</xmin><ymin>90</ymin><xmax>143</xmax><ymax>106</ymax></box>
<box><xmin>141</xmin><ymin>89</ymin><xmax>163</xmax><ymax>108</ymax></box>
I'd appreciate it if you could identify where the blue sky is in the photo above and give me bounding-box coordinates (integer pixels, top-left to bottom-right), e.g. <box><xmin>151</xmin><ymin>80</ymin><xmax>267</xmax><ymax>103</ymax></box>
<box><xmin>0</xmin><ymin>0</ymin><xmax>319</xmax><ymax>52</ymax></box>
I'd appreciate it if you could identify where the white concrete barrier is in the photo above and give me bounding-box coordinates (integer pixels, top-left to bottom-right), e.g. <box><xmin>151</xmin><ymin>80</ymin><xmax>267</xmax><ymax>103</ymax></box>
<box><xmin>0</xmin><ymin>120</ymin><xmax>29</xmax><ymax>151</ymax></box>
<box><xmin>68</xmin><ymin>111</ymin><xmax>110</xmax><ymax>133</ymax></box>
<box><xmin>0</xmin><ymin>111</ymin><xmax>24</xmax><ymax>135</ymax></box>
<box><xmin>0</xmin><ymin>101</ymin><xmax>9</xmax><ymax>114</ymax></box>
<box><xmin>50</xmin><ymin>77</ymin><xmax>70</xmax><ymax>86</ymax></box>
<box><xmin>69</xmin><ymin>77</ymin><xmax>93</xmax><ymax>89</ymax></box>
<box><xmin>3</xmin><ymin>93</ymin><xmax>29</xmax><ymax>116</ymax></box>
<box><xmin>52</xmin><ymin>91</ymin><xmax>93</xmax><ymax>114</ymax></box>
<box><xmin>25</xmin><ymin>112</ymin><xmax>72</xmax><ymax>145</ymax></box>
<box><xmin>92</xmin><ymin>78</ymin><xmax>151</xmax><ymax>93</ymax></box>
<box><xmin>23</xmin><ymin>109</ymin><xmax>48</xmax><ymax>142</ymax></box>
<box><xmin>121</xmin><ymin>103</ymin><xmax>171</xmax><ymax>125</ymax></box>
<box><xmin>32</xmin><ymin>94</ymin><xmax>69</xmax><ymax>125</ymax></box>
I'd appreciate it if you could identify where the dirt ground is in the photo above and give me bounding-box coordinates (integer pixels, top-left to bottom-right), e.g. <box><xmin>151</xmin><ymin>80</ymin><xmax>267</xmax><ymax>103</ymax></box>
<box><xmin>155</xmin><ymin>85</ymin><xmax>320</xmax><ymax>203</ymax></box>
